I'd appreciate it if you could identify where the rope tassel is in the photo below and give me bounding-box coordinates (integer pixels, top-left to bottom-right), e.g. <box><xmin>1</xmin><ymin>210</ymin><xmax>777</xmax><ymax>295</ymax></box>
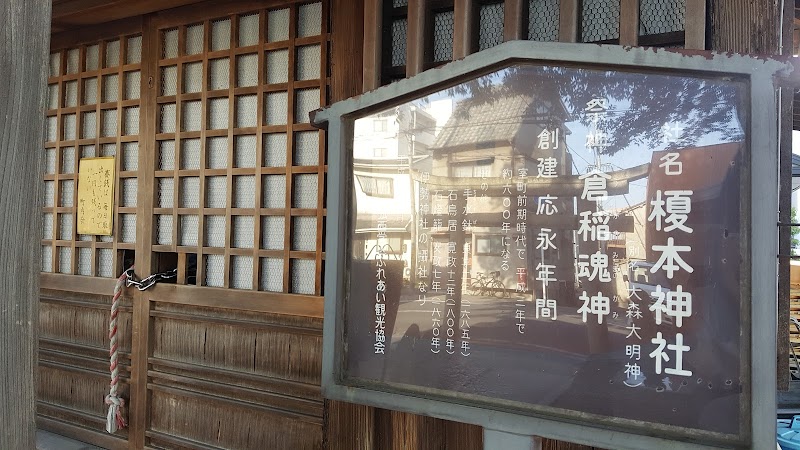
<box><xmin>106</xmin><ymin>268</ymin><xmax>130</xmax><ymax>434</ymax></box>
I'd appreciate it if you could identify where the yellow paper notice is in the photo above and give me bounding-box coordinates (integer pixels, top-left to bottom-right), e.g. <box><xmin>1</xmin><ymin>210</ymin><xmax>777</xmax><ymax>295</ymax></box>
<box><xmin>77</xmin><ymin>157</ymin><xmax>115</xmax><ymax>236</ymax></box>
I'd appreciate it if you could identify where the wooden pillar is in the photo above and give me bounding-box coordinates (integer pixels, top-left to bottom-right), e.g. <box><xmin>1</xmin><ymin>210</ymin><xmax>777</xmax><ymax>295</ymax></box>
<box><xmin>363</xmin><ymin>0</ymin><xmax>383</xmax><ymax>91</ymax></box>
<box><xmin>684</xmin><ymin>0</ymin><xmax>706</xmax><ymax>50</ymax></box>
<box><xmin>406</xmin><ymin>0</ymin><xmax>427</xmax><ymax>77</ymax></box>
<box><xmin>504</xmin><ymin>0</ymin><xmax>526</xmax><ymax>41</ymax></box>
<box><xmin>558</xmin><ymin>0</ymin><xmax>580</xmax><ymax>43</ymax></box>
<box><xmin>453</xmin><ymin>0</ymin><xmax>474</xmax><ymax>59</ymax></box>
<box><xmin>619</xmin><ymin>0</ymin><xmax>639</xmax><ymax>46</ymax></box>
<box><xmin>0</xmin><ymin>0</ymin><xmax>51</xmax><ymax>448</ymax></box>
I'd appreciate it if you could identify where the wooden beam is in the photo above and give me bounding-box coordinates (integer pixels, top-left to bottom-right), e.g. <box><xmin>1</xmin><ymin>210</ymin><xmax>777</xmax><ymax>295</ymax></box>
<box><xmin>453</xmin><ymin>0</ymin><xmax>474</xmax><ymax>59</ymax></box>
<box><xmin>129</xmin><ymin>14</ymin><xmax>157</xmax><ymax>449</ymax></box>
<box><xmin>684</xmin><ymin>0</ymin><xmax>706</xmax><ymax>50</ymax></box>
<box><xmin>52</xmin><ymin>0</ymin><xmax>204</xmax><ymax>30</ymax></box>
<box><xmin>406</xmin><ymin>0</ymin><xmax>427</xmax><ymax>77</ymax></box>
<box><xmin>0</xmin><ymin>0</ymin><xmax>51</xmax><ymax>448</ymax></box>
<box><xmin>710</xmin><ymin>0</ymin><xmax>781</xmax><ymax>53</ymax></box>
<box><xmin>619</xmin><ymin>0</ymin><xmax>639</xmax><ymax>46</ymax></box>
<box><xmin>558</xmin><ymin>0</ymin><xmax>579</xmax><ymax>43</ymax></box>
<box><xmin>504</xmin><ymin>0</ymin><xmax>526</xmax><ymax>41</ymax></box>
<box><xmin>363</xmin><ymin>0</ymin><xmax>382</xmax><ymax>91</ymax></box>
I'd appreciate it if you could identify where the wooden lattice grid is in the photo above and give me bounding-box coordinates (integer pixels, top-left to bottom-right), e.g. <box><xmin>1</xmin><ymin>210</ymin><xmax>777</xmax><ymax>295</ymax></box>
<box><xmin>43</xmin><ymin>34</ymin><xmax>143</xmax><ymax>278</ymax></box>
<box><xmin>151</xmin><ymin>2</ymin><xmax>329</xmax><ymax>295</ymax></box>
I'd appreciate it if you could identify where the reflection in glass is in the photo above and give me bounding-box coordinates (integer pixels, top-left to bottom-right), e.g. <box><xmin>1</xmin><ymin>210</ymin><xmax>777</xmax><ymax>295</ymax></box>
<box><xmin>345</xmin><ymin>63</ymin><xmax>747</xmax><ymax>440</ymax></box>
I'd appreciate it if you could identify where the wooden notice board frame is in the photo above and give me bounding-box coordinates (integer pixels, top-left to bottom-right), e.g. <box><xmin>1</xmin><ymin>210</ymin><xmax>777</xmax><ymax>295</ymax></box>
<box><xmin>315</xmin><ymin>41</ymin><xmax>792</xmax><ymax>449</ymax></box>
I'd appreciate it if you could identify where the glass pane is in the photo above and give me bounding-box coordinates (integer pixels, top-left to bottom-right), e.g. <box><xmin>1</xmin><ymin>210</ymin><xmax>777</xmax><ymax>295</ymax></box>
<box><xmin>344</xmin><ymin>62</ymin><xmax>750</xmax><ymax>439</ymax></box>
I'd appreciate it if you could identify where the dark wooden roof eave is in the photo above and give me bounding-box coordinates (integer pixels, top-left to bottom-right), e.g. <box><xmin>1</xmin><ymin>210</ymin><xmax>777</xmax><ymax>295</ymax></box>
<box><xmin>51</xmin><ymin>0</ymin><xmax>206</xmax><ymax>33</ymax></box>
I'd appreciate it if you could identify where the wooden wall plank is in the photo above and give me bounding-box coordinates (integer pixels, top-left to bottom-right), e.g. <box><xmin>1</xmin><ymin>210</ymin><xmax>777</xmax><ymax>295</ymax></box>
<box><xmin>710</xmin><ymin>0</ymin><xmax>781</xmax><ymax>54</ymax></box>
<box><xmin>0</xmin><ymin>0</ymin><xmax>51</xmax><ymax>448</ymax></box>
<box><xmin>363</xmin><ymin>0</ymin><xmax>382</xmax><ymax>91</ymax></box>
<box><xmin>684</xmin><ymin>0</ymin><xmax>706</xmax><ymax>50</ymax></box>
<box><xmin>504</xmin><ymin>0</ymin><xmax>525</xmax><ymax>41</ymax></box>
<box><xmin>453</xmin><ymin>0</ymin><xmax>474</xmax><ymax>59</ymax></box>
<box><xmin>128</xmin><ymin>15</ymin><xmax>160</xmax><ymax>448</ymax></box>
<box><xmin>406</xmin><ymin>0</ymin><xmax>427</xmax><ymax>76</ymax></box>
<box><xmin>619</xmin><ymin>0</ymin><xmax>639</xmax><ymax>46</ymax></box>
<box><xmin>558</xmin><ymin>0</ymin><xmax>579</xmax><ymax>43</ymax></box>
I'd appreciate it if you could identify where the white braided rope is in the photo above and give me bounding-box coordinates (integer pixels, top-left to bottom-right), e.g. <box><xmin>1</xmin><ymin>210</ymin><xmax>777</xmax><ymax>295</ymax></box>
<box><xmin>105</xmin><ymin>269</ymin><xmax>129</xmax><ymax>433</ymax></box>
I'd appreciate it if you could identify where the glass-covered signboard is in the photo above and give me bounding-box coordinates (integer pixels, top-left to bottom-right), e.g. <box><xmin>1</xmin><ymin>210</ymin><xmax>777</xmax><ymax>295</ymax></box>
<box><xmin>319</xmin><ymin>44</ymin><xmax>783</xmax><ymax>450</ymax></box>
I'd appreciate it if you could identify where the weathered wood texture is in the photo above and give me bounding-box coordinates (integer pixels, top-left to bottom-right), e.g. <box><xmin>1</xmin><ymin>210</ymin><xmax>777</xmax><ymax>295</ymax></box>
<box><xmin>710</xmin><ymin>0</ymin><xmax>782</xmax><ymax>54</ymax></box>
<box><xmin>0</xmin><ymin>0</ymin><xmax>50</xmax><ymax>448</ymax></box>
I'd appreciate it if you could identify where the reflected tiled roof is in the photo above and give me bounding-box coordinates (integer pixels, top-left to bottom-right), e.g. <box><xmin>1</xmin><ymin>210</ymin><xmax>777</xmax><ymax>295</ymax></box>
<box><xmin>431</xmin><ymin>94</ymin><xmax>535</xmax><ymax>150</ymax></box>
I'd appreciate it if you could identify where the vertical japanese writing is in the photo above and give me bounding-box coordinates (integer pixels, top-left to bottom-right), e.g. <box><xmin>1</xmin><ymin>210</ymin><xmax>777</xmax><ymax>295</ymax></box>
<box><xmin>374</xmin><ymin>213</ymin><xmax>388</xmax><ymax>354</ymax></box>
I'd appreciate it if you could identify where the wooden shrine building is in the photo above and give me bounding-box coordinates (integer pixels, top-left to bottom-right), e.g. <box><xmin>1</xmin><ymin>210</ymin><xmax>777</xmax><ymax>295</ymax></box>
<box><xmin>0</xmin><ymin>0</ymin><xmax>796</xmax><ymax>449</ymax></box>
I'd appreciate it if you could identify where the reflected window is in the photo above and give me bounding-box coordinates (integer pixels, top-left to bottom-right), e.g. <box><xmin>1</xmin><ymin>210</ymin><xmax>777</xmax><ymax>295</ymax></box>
<box><xmin>357</xmin><ymin>175</ymin><xmax>393</xmax><ymax>198</ymax></box>
<box><xmin>373</xmin><ymin>118</ymin><xmax>388</xmax><ymax>132</ymax></box>
<box><xmin>453</xmin><ymin>160</ymin><xmax>492</xmax><ymax>178</ymax></box>
<box><xmin>475</xmin><ymin>235</ymin><xmax>505</xmax><ymax>256</ymax></box>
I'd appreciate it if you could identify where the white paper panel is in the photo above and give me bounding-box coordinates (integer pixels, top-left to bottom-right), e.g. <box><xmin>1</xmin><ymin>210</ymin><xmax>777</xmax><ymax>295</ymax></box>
<box><xmin>44</xmin><ymin>181</ymin><xmax>55</xmax><ymax>207</ymax></box>
<box><xmin>205</xmin><ymin>215</ymin><xmax>226</xmax><ymax>247</ymax></box>
<box><xmin>179</xmin><ymin>177</ymin><xmax>200</xmax><ymax>208</ymax></box>
<box><xmin>160</xmin><ymin>103</ymin><xmax>176</xmax><ymax>133</ymax></box>
<box><xmin>42</xmin><ymin>246</ymin><xmax>53</xmax><ymax>273</ymax></box>
<box><xmin>265</xmin><ymin>91</ymin><xmax>288</xmax><ymax>125</ymax></box>
<box><xmin>60</xmin><ymin>180</ymin><xmax>75</xmax><ymax>207</ymax></box>
<box><xmin>295</xmin><ymin>88</ymin><xmax>320</xmax><ymax>124</ymax></box>
<box><xmin>261</xmin><ymin>216</ymin><xmax>284</xmax><ymax>250</ymax></box>
<box><xmin>291</xmin><ymin>259</ymin><xmax>315</xmax><ymax>294</ymax></box>
<box><xmin>184</xmin><ymin>62</ymin><xmax>203</xmax><ymax>93</ymax></box>
<box><xmin>293</xmin><ymin>131</ymin><xmax>319</xmax><ymax>166</ymax></box>
<box><xmin>61</xmin><ymin>147</ymin><xmax>76</xmax><ymax>174</ymax></box>
<box><xmin>298</xmin><ymin>2</ymin><xmax>323</xmax><ymax>38</ymax></box>
<box><xmin>58</xmin><ymin>247</ymin><xmax>73</xmax><ymax>274</ymax></box>
<box><xmin>179</xmin><ymin>215</ymin><xmax>199</xmax><ymax>246</ymax></box>
<box><xmin>46</xmin><ymin>116</ymin><xmax>57</xmax><ymax>142</ymax></box>
<box><xmin>48</xmin><ymin>84</ymin><xmax>59</xmax><ymax>109</ymax></box>
<box><xmin>163</xmin><ymin>29</ymin><xmax>179</xmax><ymax>59</ymax></box>
<box><xmin>125</xmin><ymin>71</ymin><xmax>141</xmax><ymax>100</ymax></box>
<box><xmin>101</xmin><ymin>109</ymin><xmax>117</xmax><ymax>137</ymax></box>
<box><xmin>237</xmin><ymin>54</ymin><xmax>259</xmax><ymax>87</ymax></box>
<box><xmin>83</xmin><ymin>78</ymin><xmax>97</xmax><ymax>105</ymax></box>
<box><xmin>186</xmin><ymin>24</ymin><xmax>205</xmax><ymax>55</ymax></box>
<box><xmin>121</xmin><ymin>214</ymin><xmax>136</xmax><ymax>243</ymax></box>
<box><xmin>101</xmin><ymin>143</ymin><xmax>116</xmax><ymax>158</ymax></box>
<box><xmin>206</xmin><ymin>137</ymin><xmax>228</xmax><ymax>169</ymax></box>
<box><xmin>66</xmin><ymin>48</ymin><xmax>80</xmax><ymax>74</ymax></box>
<box><xmin>208</xmin><ymin>97</ymin><xmax>229</xmax><ymax>130</ymax></box>
<box><xmin>235</xmin><ymin>95</ymin><xmax>258</xmax><ymax>128</ymax></box>
<box><xmin>124</xmin><ymin>106</ymin><xmax>140</xmax><ymax>135</ymax></box>
<box><xmin>292</xmin><ymin>174</ymin><xmax>317</xmax><ymax>209</ymax></box>
<box><xmin>205</xmin><ymin>254</ymin><xmax>225</xmax><ymax>287</ymax></box>
<box><xmin>122</xmin><ymin>142</ymin><xmax>138</xmax><ymax>171</ymax></box>
<box><xmin>230</xmin><ymin>256</ymin><xmax>254</xmax><ymax>290</ymax></box>
<box><xmin>238</xmin><ymin>14</ymin><xmax>260</xmax><ymax>47</ymax></box>
<box><xmin>232</xmin><ymin>215</ymin><xmax>255</xmax><ymax>248</ymax></box>
<box><xmin>262</xmin><ymin>175</ymin><xmax>286</xmax><ymax>209</ymax></box>
<box><xmin>181</xmin><ymin>138</ymin><xmax>202</xmax><ymax>170</ymax></box>
<box><xmin>64</xmin><ymin>80</ymin><xmax>78</xmax><ymax>107</ymax></box>
<box><xmin>78</xmin><ymin>248</ymin><xmax>92</xmax><ymax>276</ymax></box>
<box><xmin>45</xmin><ymin>149</ymin><xmax>56</xmax><ymax>174</ymax></box>
<box><xmin>59</xmin><ymin>213</ymin><xmax>73</xmax><ymax>240</ymax></box>
<box><xmin>260</xmin><ymin>257</ymin><xmax>283</xmax><ymax>292</ymax></box>
<box><xmin>296</xmin><ymin>45</ymin><xmax>321</xmax><ymax>81</ymax></box>
<box><xmin>292</xmin><ymin>216</ymin><xmax>317</xmax><ymax>251</ymax></box>
<box><xmin>159</xmin><ymin>140</ymin><xmax>176</xmax><ymax>170</ymax></box>
<box><xmin>105</xmin><ymin>40</ymin><xmax>120</xmax><ymax>67</ymax></box>
<box><xmin>209</xmin><ymin>58</ymin><xmax>230</xmax><ymax>90</ymax></box>
<box><xmin>63</xmin><ymin>114</ymin><xmax>76</xmax><ymax>141</ymax></box>
<box><xmin>267</xmin><ymin>8</ymin><xmax>290</xmax><ymax>42</ymax></box>
<box><xmin>42</xmin><ymin>213</ymin><xmax>54</xmax><ymax>240</ymax></box>
<box><xmin>264</xmin><ymin>133</ymin><xmax>287</xmax><ymax>167</ymax></box>
<box><xmin>157</xmin><ymin>215</ymin><xmax>173</xmax><ymax>245</ymax></box>
<box><xmin>49</xmin><ymin>53</ymin><xmax>61</xmax><ymax>78</ymax></box>
<box><xmin>206</xmin><ymin>176</ymin><xmax>227</xmax><ymax>208</ymax></box>
<box><xmin>182</xmin><ymin>101</ymin><xmax>202</xmax><ymax>132</ymax></box>
<box><xmin>103</xmin><ymin>74</ymin><xmax>119</xmax><ymax>103</ymax></box>
<box><xmin>127</xmin><ymin>35</ymin><xmax>142</xmax><ymax>64</ymax></box>
<box><xmin>86</xmin><ymin>45</ymin><xmax>99</xmax><ymax>71</ymax></box>
<box><xmin>159</xmin><ymin>178</ymin><xmax>175</xmax><ymax>208</ymax></box>
<box><xmin>211</xmin><ymin>19</ymin><xmax>232</xmax><ymax>51</ymax></box>
<box><xmin>98</xmin><ymin>248</ymin><xmax>114</xmax><ymax>277</ymax></box>
<box><xmin>234</xmin><ymin>175</ymin><xmax>255</xmax><ymax>208</ymax></box>
<box><xmin>234</xmin><ymin>135</ymin><xmax>257</xmax><ymax>168</ymax></box>
<box><xmin>81</xmin><ymin>111</ymin><xmax>96</xmax><ymax>139</ymax></box>
<box><xmin>161</xmin><ymin>66</ymin><xmax>178</xmax><ymax>96</ymax></box>
<box><xmin>266</xmin><ymin>49</ymin><xmax>289</xmax><ymax>84</ymax></box>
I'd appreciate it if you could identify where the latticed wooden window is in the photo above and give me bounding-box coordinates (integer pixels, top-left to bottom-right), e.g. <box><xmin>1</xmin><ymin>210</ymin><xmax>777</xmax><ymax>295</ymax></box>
<box><xmin>153</xmin><ymin>3</ymin><xmax>328</xmax><ymax>294</ymax></box>
<box><xmin>43</xmin><ymin>35</ymin><xmax>143</xmax><ymax>277</ymax></box>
